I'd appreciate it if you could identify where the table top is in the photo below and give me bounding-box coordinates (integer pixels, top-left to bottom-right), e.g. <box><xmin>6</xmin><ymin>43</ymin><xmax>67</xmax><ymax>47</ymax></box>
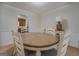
<box><xmin>21</xmin><ymin>32</ymin><xmax>59</xmax><ymax>48</ymax></box>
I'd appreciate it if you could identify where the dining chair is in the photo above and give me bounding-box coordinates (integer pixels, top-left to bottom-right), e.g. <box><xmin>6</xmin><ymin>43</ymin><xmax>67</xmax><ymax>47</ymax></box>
<box><xmin>46</xmin><ymin>29</ymin><xmax>59</xmax><ymax>50</ymax></box>
<box><xmin>12</xmin><ymin>31</ymin><xmax>25</xmax><ymax>56</ymax></box>
<box><xmin>46</xmin><ymin>29</ymin><xmax>55</xmax><ymax>35</ymax></box>
<box><xmin>56</xmin><ymin>31</ymin><xmax>70</xmax><ymax>56</ymax></box>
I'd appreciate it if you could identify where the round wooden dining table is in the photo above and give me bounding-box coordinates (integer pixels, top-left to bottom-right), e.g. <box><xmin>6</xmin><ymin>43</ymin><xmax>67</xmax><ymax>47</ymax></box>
<box><xmin>21</xmin><ymin>32</ymin><xmax>59</xmax><ymax>56</ymax></box>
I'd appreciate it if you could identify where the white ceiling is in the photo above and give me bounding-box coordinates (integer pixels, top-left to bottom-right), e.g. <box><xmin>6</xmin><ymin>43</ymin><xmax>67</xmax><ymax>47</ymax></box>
<box><xmin>4</xmin><ymin>2</ymin><xmax>70</xmax><ymax>14</ymax></box>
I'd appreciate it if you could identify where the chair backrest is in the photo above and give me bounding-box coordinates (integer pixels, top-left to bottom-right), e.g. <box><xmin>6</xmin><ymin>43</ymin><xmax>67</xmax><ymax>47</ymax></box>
<box><xmin>12</xmin><ymin>31</ymin><xmax>25</xmax><ymax>56</ymax></box>
<box><xmin>56</xmin><ymin>31</ymin><xmax>69</xmax><ymax>56</ymax></box>
<box><xmin>46</xmin><ymin>29</ymin><xmax>56</xmax><ymax>35</ymax></box>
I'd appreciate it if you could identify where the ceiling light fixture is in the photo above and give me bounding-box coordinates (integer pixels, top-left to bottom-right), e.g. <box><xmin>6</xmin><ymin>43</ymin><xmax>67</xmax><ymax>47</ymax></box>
<box><xmin>31</xmin><ymin>2</ymin><xmax>46</xmax><ymax>6</ymax></box>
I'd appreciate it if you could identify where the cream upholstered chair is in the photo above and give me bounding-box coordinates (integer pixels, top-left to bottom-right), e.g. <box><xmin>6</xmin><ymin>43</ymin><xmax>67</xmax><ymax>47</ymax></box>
<box><xmin>12</xmin><ymin>31</ymin><xmax>25</xmax><ymax>56</ymax></box>
<box><xmin>56</xmin><ymin>31</ymin><xmax>69</xmax><ymax>56</ymax></box>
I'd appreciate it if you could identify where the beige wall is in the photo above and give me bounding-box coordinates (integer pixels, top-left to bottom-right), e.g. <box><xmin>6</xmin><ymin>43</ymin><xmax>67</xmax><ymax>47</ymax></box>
<box><xmin>0</xmin><ymin>3</ymin><xmax>40</xmax><ymax>46</ymax></box>
<box><xmin>40</xmin><ymin>3</ymin><xmax>79</xmax><ymax>48</ymax></box>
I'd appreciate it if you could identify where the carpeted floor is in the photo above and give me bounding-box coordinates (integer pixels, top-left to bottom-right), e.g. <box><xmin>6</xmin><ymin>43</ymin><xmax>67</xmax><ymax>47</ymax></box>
<box><xmin>66</xmin><ymin>46</ymin><xmax>79</xmax><ymax>56</ymax></box>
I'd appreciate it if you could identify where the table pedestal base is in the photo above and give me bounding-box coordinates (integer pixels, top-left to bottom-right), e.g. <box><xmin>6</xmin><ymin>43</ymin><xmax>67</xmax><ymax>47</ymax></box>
<box><xmin>36</xmin><ymin>50</ymin><xmax>41</xmax><ymax>56</ymax></box>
